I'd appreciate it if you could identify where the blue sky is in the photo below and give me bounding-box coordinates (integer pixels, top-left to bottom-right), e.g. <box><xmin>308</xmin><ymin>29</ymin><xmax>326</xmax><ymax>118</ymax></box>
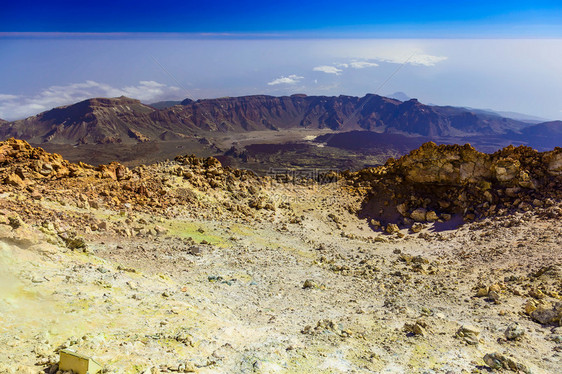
<box><xmin>1</xmin><ymin>1</ymin><xmax>561</xmax><ymax>120</ymax></box>
<box><xmin>1</xmin><ymin>1</ymin><xmax>561</xmax><ymax>35</ymax></box>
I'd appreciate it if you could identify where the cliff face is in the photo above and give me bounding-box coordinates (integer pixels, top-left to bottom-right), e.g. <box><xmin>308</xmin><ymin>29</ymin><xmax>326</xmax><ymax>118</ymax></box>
<box><xmin>155</xmin><ymin>94</ymin><xmax>369</xmax><ymax>132</ymax></box>
<box><xmin>165</xmin><ymin>95</ymin><xmax>524</xmax><ymax>136</ymax></box>
<box><xmin>0</xmin><ymin>94</ymin><xmax>529</xmax><ymax>145</ymax></box>
<box><xmin>347</xmin><ymin>142</ymin><xmax>562</xmax><ymax>228</ymax></box>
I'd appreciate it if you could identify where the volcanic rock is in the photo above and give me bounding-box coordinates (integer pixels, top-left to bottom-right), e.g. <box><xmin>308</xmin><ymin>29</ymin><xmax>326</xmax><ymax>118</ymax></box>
<box><xmin>348</xmin><ymin>142</ymin><xmax>562</xmax><ymax>225</ymax></box>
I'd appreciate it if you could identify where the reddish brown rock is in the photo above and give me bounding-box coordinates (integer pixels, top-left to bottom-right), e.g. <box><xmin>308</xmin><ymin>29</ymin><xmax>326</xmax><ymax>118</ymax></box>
<box><xmin>346</xmin><ymin>142</ymin><xmax>562</xmax><ymax>226</ymax></box>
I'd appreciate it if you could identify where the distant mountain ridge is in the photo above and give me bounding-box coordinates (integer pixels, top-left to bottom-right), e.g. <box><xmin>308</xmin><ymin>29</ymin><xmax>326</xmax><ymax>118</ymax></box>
<box><xmin>517</xmin><ymin>121</ymin><xmax>562</xmax><ymax>150</ymax></box>
<box><xmin>0</xmin><ymin>93</ymin><xmax>557</xmax><ymax>146</ymax></box>
<box><xmin>494</xmin><ymin>111</ymin><xmax>549</xmax><ymax>124</ymax></box>
<box><xmin>386</xmin><ymin>93</ymin><xmax>547</xmax><ymax>124</ymax></box>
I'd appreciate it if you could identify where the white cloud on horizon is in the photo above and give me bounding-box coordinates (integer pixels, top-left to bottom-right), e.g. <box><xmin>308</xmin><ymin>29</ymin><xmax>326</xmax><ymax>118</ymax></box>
<box><xmin>316</xmin><ymin>60</ymin><xmax>379</xmax><ymax>76</ymax></box>
<box><xmin>267</xmin><ymin>74</ymin><xmax>304</xmax><ymax>85</ymax></box>
<box><xmin>0</xmin><ymin>80</ymin><xmax>181</xmax><ymax>120</ymax></box>
<box><xmin>320</xmin><ymin>40</ymin><xmax>448</xmax><ymax>67</ymax></box>
<box><xmin>374</xmin><ymin>53</ymin><xmax>448</xmax><ymax>66</ymax></box>
<box><xmin>313</xmin><ymin>65</ymin><xmax>343</xmax><ymax>75</ymax></box>
<box><xmin>0</xmin><ymin>94</ymin><xmax>20</xmax><ymax>101</ymax></box>
<box><xmin>349</xmin><ymin>61</ymin><xmax>379</xmax><ymax>69</ymax></box>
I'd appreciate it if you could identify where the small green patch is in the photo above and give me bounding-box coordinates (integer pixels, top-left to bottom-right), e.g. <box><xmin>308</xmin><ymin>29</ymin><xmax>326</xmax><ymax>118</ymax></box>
<box><xmin>166</xmin><ymin>220</ymin><xmax>226</xmax><ymax>246</ymax></box>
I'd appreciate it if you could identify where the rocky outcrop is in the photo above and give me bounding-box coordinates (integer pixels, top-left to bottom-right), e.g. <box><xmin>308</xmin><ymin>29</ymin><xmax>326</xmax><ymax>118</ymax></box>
<box><xmin>173</xmin><ymin>154</ymin><xmax>262</xmax><ymax>193</ymax></box>
<box><xmin>4</xmin><ymin>137</ymin><xmax>561</xmax><ymax>233</ymax></box>
<box><xmin>0</xmin><ymin>138</ymin><xmax>95</xmax><ymax>181</ymax></box>
<box><xmin>0</xmin><ymin>138</ymin><xmax>269</xmax><ymax>223</ymax></box>
<box><xmin>347</xmin><ymin>142</ymin><xmax>562</xmax><ymax>228</ymax></box>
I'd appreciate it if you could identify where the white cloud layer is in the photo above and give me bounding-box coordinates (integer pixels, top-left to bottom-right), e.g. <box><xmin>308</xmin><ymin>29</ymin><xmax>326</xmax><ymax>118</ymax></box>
<box><xmin>374</xmin><ymin>54</ymin><xmax>447</xmax><ymax>66</ymax></box>
<box><xmin>318</xmin><ymin>40</ymin><xmax>449</xmax><ymax>67</ymax></box>
<box><xmin>313</xmin><ymin>65</ymin><xmax>343</xmax><ymax>75</ymax></box>
<box><xmin>267</xmin><ymin>74</ymin><xmax>304</xmax><ymax>85</ymax></box>
<box><xmin>0</xmin><ymin>80</ymin><xmax>181</xmax><ymax>120</ymax></box>
<box><xmin>0</xmin><ymin>94</ymin><xmax>20</xmax><ymax>101</ymax></box>
<box><xmin>349</xmin><ymin>61</ymin><xmax>379</xmax><ymax>69</ymax></box>
<box><xmin>316</xmin><ymin>60</ymin><xmax>379</xmax><ymax>75</ymax></box>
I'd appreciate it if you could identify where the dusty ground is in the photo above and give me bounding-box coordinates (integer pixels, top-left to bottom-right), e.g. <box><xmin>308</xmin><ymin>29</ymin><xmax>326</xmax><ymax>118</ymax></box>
<box><xmin>0</xmin><ymin>139</ymin><xmax>561</xmax><ymax>373</ymax></box>
<box><xmin>1</xmin><ymin>176</ymin><xmax>561</xmax><ymax>374</ymax></box>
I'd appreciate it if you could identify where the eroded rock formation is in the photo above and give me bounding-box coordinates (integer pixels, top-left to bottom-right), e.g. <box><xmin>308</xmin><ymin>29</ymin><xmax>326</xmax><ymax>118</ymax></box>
<box><xmin>346</xmin><ymin>142</ymin><xmax>562</xmax><ymax>228</ymax></box>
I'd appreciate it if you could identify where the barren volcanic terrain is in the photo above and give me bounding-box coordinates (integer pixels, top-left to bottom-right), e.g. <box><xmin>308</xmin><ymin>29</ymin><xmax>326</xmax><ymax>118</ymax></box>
<box><xmin>2</xmin><ymin>94</ymin><xmax>562</xmax><ymax>173</ymax></box>
<box><xmin>0</xmin><ymin>138</ymin><xmax>561</xmax><ymax>374</ymax></box>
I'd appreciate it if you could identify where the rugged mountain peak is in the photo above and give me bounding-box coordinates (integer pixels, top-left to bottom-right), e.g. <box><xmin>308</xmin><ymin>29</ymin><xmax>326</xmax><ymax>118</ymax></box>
<box><xmin>0</xmin><ymin>97</ymin><xmax>157</xmax><ymax>144</ymax></box>
<box><xmin>40</xmin><ymin>96</ymin><xmax>149</xmax><ymax>118</ymax></box>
